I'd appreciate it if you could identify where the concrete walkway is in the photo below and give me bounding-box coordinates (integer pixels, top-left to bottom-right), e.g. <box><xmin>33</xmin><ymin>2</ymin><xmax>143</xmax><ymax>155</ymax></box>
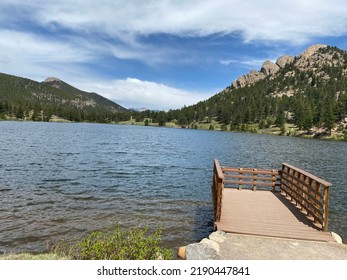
<box><xmin>183</xmin><ymin>231</ymin><xmax>347</xmax><ymax>260</ymax></box>
<box><xmin>219</xmin><ymin>233</ymin><xmax>347</xmax><ymax>260</ymax></box>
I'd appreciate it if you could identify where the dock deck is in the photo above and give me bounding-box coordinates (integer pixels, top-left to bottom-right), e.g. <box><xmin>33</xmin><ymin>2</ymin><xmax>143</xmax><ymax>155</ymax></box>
<box><xmin>212</xmin><ymin>160</ymin><xmax>335</xmax><ymax>243</ymax></box>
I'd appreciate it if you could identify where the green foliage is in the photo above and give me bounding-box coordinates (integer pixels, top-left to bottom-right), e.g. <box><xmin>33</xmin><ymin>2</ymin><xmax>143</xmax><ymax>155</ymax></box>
<box><xmin>258</xmin><ymin>119</ymin><xmax>266</xmax><ymax>129</ymax></box>
<box><xmin>209</xmin><ymin>124</ymin><xmax>215</xmax><ymax>130</ymax></box>
<box><xmin>0</xmin><ymin>72</ymin><xmax>128</xmax><ymax>123</ymax></box>
<box><xmin>53</xmin><ymin>224</ymin><xmax>173</xmax><ymax>260</ymax></box>
<box><xmin>220</xmin><ymin>123</ymin><xmax>228</xmax><ymax>131</ymax></box>
<box><xmin>343</xmin><ymin>131</ymin><xmax>347</xmax><ymax>141</ymax></box>
<box><xmin>2</xmin><ymin>45</ymin><xmax>347</xmax><ymax>134</ymax></box>
<box><xmin>137</xmin><ymin>46</ymin><xmax>346</xmax><ymax>135</ymax></box>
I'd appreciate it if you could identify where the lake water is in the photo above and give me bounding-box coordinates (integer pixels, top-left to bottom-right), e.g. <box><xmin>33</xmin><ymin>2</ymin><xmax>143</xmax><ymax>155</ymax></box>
<box><xmin>0</xmin><ymin>121</ymin><xmax>346</xmax><ymax>254</ymax></box>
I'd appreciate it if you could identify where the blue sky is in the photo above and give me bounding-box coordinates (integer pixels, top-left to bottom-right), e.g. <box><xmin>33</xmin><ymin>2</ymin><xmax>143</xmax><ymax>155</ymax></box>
<box><xmin>1</xmin><ymin>0</ymin><xmax>347</xmax><ymax>110</ymax></box>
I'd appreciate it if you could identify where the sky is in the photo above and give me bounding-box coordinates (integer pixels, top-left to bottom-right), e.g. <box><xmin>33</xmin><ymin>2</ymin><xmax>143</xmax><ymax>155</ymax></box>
<box><xmin>1</xmin><ymin>0</ymin><xmax>347</xmax><ymax>110</ymax></box>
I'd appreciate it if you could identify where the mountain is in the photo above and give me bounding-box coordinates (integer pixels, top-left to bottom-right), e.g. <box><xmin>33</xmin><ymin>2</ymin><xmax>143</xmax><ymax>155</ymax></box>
<box><xmin>42</xmin><ymin>77</ymin><xmax>126</xmax><ymax>113</ymax></box>
<box><xmin>0</xmin><ymin>73</ymin><xmax>128</xmax><ymax>122</ymax></box>
<box><xmin>151</xmin><ymin>44</ymin><xmax>347</xmax><ymax>138</ymax></box>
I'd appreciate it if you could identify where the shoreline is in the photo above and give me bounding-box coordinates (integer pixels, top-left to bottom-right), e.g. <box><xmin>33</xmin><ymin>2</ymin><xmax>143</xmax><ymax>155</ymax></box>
<box><xmin>2</xmin><ymin>118</ymin><xmax>346</xmax><ymax>142</ymax></box>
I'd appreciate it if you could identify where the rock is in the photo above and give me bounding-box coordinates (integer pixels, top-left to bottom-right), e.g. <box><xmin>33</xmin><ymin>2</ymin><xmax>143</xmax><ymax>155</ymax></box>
<box><xmin>232</xmin><ymin>70</ymin><xmax>265</xmax><ymax>88</ymax></box>
<box><xmin>299</xmin><ymin>44</ymin><xmax>327</xmax><ymax>59</ymax></box>
<box><xmin>331</xmin><ymin>232</ymin><xmax>343</xmax><ymax>244</ymax></box>
<box><xmin>200</xmin><ymin>238</ymin><xmax>220</xmax><ymax>253</ymax></box>
<box><xmin>209</xmin><ymin>230</ymin><xmax>228</xmax><ymax>243</ymax></box>
<box><xmin>261</xmin><ymin>60</ymin><xmax>280</xmax><ymax>75</ymax></box>
<box><xmin>43</xmin><ymin>77</ymin><xmax>62</xmax><ymax>83</ymax></box>
<box><xmin>177</xmin><ymin>246</ymin><xmax>186</xmax><ymax>259</ymax></box>
<box><xmin>186</xmin><ymin>243</ymin><xmax>220</xmax><ymax>260</ymax></box>
<box><xmin>295</xmin><ymin>44</ymin><xmax>331</xmax><ymax>71</ymax></box>
<box><xmin>276</xmin><ymin>55</ymin><xmax>294</xmax><ymax>68</ymax></box>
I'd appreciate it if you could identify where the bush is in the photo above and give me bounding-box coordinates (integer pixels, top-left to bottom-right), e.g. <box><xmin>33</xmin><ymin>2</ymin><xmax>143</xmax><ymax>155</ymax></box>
<box><xmin>51</xmin><ymin>223</ymin><xmax>173</xmax><ymax>260</ymax></box>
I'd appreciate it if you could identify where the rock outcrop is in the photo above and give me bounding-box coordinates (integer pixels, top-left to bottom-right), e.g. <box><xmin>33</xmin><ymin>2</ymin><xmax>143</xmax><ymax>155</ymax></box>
<box><xmin>43</xmin><ymin>77</ymin><xmax>62</xmax><ymax>83</ymax></box>
<box><xmin>231</xmin><ymin>70</ymin><xmax>266</xmax><ymax>88</ymax></box>
<box><xmin>230</xmin><ymin>44</ymin><xmax>338</xmax><ymax>90</ymax></box>
<box><xmin>298</xmin><ymin>44</ymin><xmax>327</xmax><ymax>59</ymax></box>
<box><xmin>261</xmin><ymin>60</ymin><xmax>280</xmax><ymax>75</ymax></box>
<box><xmin>276</xmin><ymin>55</ymin><xmax>294</xmax><ymax>68</ymax></box>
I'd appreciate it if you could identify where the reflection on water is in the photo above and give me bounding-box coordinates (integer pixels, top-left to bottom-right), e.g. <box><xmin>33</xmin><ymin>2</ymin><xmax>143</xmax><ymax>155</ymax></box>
<box><xmin>0</xmin><ymin>121</ymin><xmax>346</xmax><ymax>253</ymax></box>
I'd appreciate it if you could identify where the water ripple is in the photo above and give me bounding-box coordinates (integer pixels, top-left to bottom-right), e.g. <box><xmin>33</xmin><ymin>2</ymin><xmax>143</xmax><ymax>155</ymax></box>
<box><xmin>0</xmin><ymin>121</ymin><xmax>346</xmax><ymax>253</ymax></box>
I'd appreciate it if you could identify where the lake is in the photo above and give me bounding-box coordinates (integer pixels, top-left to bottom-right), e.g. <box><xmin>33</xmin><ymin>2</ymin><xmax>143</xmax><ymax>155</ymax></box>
<box><xmin>0</xmin><ymin>121</ymin><xmax>346</xmax><ymax>254</ymax></box>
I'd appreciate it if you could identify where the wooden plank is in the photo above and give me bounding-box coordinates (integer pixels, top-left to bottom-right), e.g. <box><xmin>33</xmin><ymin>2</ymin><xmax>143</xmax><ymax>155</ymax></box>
<box><xmin>222</xmin><ymin>167</ymin><xmax>279</xmax><ymax>175</ymax></box>
<box><xmin>224</xmin><ymin>174</ymin><xmax>277</xmax><ymax>181</ymax></box>
<box><xmin>214</xmin><ymin>159</ymin><xmax>224</xmax><ymax>180</ymax></box>
<box><xmin>224</xmin><ymin>180</ymin><xmax>276</xmax><ymax>187</ymax></box>
<box><xmin>216</xmin><ymin>189</ymin><xmax>334</xmax><ymax>242</ymax></box>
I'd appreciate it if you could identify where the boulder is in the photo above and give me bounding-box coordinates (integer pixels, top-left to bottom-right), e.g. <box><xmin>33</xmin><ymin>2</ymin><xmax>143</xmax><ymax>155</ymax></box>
<box><xmin>185</xmin><ymin>242</ymin><xmax>220</xmax><ymax>260</ymax></box>
<box><xmin>209</xmin><ymin>230</ymin><xmax>228</xmax><ymax>243</ymax></box>
<box><xmin>200</xmin><ymin>238</ymin><xmax>220</xmax><ymax>253</ymax></box>
<box><xmin>261</xmin><ymin>60</ymin><xmax>280</xmax><ymax>75</ymax></box>
<box><xmin>276</xmin><ymin>55</ymin><xmax>294</xmax><ymax>68</ymax></box>
<box><xmin>177</xmin><ymin>246</ymin><xmax>186</xmax><ymax>259</ymax></box>
<box><xmin>331</xmin><ymin>232</ymin><xmax>343</xmax><ymax>244</ymax></box>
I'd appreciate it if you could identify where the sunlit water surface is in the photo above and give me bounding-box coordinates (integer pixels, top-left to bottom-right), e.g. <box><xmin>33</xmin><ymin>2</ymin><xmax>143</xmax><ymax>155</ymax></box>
<box><xmin>0</xmin><ymin>121</ymin><xmax>346</xmax><ymax>253</ymax></box>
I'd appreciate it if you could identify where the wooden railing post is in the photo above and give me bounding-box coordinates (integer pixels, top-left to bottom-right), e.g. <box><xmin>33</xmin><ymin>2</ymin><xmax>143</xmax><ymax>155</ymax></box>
<box><xmin>212</xmin><ymin>159</ymin><xmax>224</xmax><ymax>223</ymax></box>
<box><xmin>323</xmin><ymin>185</ymin><xmax>330</xmax><ymax>231</ymax></box>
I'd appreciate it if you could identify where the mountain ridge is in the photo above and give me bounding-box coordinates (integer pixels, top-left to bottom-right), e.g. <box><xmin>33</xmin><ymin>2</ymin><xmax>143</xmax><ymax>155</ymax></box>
<box><xmin>230</xmin><ymin>44</ymin><xmax>329</xmax><ymax>90</ymax></box>
<box><xmin>133</xmin><ymin>44</ymin><xmax>346</xmax><ymax>139</ymax></box>
<box><xmin>0</xmin><ymin>72</ymin><xmax>128</xmax><ymax>122</ymax></box>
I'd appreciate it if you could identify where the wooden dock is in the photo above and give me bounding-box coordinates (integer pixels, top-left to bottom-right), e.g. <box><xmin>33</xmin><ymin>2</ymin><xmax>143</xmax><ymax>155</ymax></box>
<box><xmin>212</xmin><ymin>160</ymin><xmax>335</xmax><ymax>242</ymax></box>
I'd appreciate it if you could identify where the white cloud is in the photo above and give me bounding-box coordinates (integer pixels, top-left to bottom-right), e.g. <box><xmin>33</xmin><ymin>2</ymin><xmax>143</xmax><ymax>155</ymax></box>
<box><xmin>219</xmin><ymin>59</ymin><xmax>238</xmax><ymax>66</ymax></box>
<box><xmin>76</xmin><ymin>78</ymin><xmax>214</xmax><ymax>110</ymax></box>
<box><xmin>1</xmin><ymin>0</ymin><xmax>347</xmax><ymax>110</ymax></box>
<box><xmin>10</xmin><ymin>0</ymin><xmax>347</xmax><ymax>44</ymax></box>
<box><xmin>0</xmin><ymin>29</ymin><xmax>97</xmax><ymax>80</ymax></box>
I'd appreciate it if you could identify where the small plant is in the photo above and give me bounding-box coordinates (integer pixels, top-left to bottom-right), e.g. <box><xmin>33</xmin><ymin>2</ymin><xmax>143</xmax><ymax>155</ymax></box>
<box><xmin>53</xmin><ymin>223</ymin><xmax>173</xmax><ymax>260</ymax></box>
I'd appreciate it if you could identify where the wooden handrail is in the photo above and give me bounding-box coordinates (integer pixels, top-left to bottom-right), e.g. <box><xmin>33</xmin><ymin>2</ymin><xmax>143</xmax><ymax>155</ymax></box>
<box><xmin>280</xmin><ymin>163</ymin><xmax>331</xmax><ymax>231</ymax></box>
<box><xmin>212</xmin><ymin>159</ymin><xmax>224</xmax><ymax>222</ymax></box>
<box><xmin>222</xmin><ymin>166</ymin><xmax>280</xmax><ymax>191</ymax></box>
<box><xmin>282</xmin><ymin>162</ymin><xmax>332</xmax><ymax>187</ymax></box>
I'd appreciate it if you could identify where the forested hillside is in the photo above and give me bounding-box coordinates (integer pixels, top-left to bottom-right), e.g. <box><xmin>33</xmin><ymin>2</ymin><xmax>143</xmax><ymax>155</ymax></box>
<box><xmin>0</xmin><ymin>73</ymin><xmax>128</xmax><ymax>122</ymax></box>
<box><xmin>134</xmin><ymin>45</ymin><xmax>347</xmax><ymax>139</ymax></box>
<box><xmin>1</xmin><ymin>45</ymin><xmax>347</xmax><ymax>140</ymax></box>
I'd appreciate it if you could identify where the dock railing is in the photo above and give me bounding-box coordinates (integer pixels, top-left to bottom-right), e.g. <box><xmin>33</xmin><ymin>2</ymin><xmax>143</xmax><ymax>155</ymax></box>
<box><xmin>212</xmin><ymin>159</ymin><xmax>224</xmax><ymax>222</ymax></box>
<box><xmin>280</xmin><ymin>163</ymin><xmax>331</xmax><ymax>231</ymax></box>
<box><xmin>212</xmin><ymin>160</ymin><xmax>331</xmax><ymax>231</ymax></box>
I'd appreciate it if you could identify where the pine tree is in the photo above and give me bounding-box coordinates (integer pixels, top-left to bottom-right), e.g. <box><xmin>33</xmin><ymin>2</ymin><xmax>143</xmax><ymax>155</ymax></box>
<box><xmin>323</xmin><ymin>102</ymin><xmax>335</xmax><ymax>135</ymax></box>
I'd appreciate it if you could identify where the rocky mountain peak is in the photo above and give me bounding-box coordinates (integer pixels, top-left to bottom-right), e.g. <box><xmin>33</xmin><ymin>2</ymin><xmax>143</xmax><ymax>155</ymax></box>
<box><xmin>229</xmin><ymin>44</ymin><xmax>342</xmax><ymax>90</ymax></box>
<box><xmin>276</xmin><ymin>55</ymin><xmax>294</xmax><ymax>68</ymax></box>
<box><xmin>260</xmin><ymin>60</ymin><xmax>280</xmax><ymax>76</ymax></box>
<box><xmin>43</xmin><ymin>77</ymin><xmax>62</xmax><ymax>83</ymax></box>
<box><xmin>231</xmin><ymin>54</ymin><xmax>293</xmax><ymax>89</ymax></box>
<box><xmin>298</xmin><ymin>44</ymin><xmax>327</xmax><ymax>59</ymax></box>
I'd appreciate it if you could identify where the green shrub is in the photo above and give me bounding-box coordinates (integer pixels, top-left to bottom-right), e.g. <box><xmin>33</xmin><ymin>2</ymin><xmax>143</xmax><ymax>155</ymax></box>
<box><xmin>54</xmin><ymin>224</ymin><xmax>173</xmax><ymax>260</ymax></box>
